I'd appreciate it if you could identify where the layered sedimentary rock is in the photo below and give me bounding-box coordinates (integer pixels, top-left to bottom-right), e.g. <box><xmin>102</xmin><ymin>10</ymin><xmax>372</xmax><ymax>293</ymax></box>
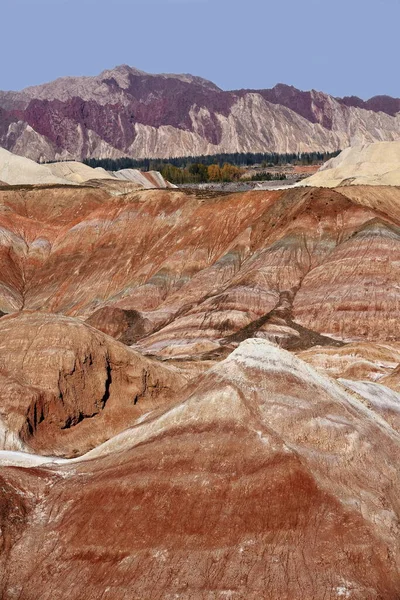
<box><xmin>382</xmin><ymin>365</ymin><xmax>400</xmax><ymax>393</ymax></box>
<box><xmin>0</xmin><ymin>184</ymin><xmax>399</xmax><ymax>351</ymax></box>
<box><xmin>292</xmin><ymin>219</ymin><xmax>400</xmax><ymax>341</ymax></box>
<box><xmin>338</xmin><ymin>378</ymin><xmax>400</xmax><ymax>434</ymax></box>
<box><xmin>2</xmin><ymin>340</ymin><xmax>400</xmax><ymax>599</ymax></box>
<box><xmin>0</xmin><ymin>179</ymin><xmax>400</xmax><ymax>598</ymax></box>
<box><xmin>298</xmin><ymin>342</ymin><xmax>400</xmax><ymax>382</ymax></box>
<box><xmin>0</xmin><ymin>312</ymin><xmax>185</xmax><ymax>457</ymax></box>
<box><xmin>136</xmin><ymin>187</ymin><xmax>400</xmax><ymax>356</ymax></box>
<box><xmin>85</xmin><ymin>306</ymin><xmax>153</xmax><ymax>344</ymax></box>
<box><xmin>2</xmin><ymin>65</ymin><xmax>400</xmax><ymax>161</ymax></box>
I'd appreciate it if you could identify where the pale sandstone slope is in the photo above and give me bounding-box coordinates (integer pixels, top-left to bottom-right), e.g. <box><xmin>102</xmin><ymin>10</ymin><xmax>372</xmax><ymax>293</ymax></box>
<box><xmin>300</xmin><ymin>141</ymin><xmax>400</xmax><ymax>187</ymax></box>
<box><xmin>0</xmin><ymin>147</ymin><xmax>71</xmax><ymax>185</ymax></box>
<box><xmin>0</xmin><ymin>148</ymin><xmax>173</xmax><ymax>187</ymax></box>
<box><xmin>113</xmin><ymin>168</ymin><xmax>175</xmax><ymax>188</ymax></box>
<box><xmin>46</xmin><ymin>161</ymin><xmax>114</xmax><ymax>183</ymax></box>
<box><xmin>48</xmin><ymin>162</ymin><xmax>175</xmax><ymax>187</ymax></box>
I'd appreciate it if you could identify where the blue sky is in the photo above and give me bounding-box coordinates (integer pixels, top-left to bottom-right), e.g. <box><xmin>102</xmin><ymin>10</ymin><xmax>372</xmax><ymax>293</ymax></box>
<box><xmin>1</xmin><ymin>0</ymin><xmax>399</xmax><ymax>98</ymax></box>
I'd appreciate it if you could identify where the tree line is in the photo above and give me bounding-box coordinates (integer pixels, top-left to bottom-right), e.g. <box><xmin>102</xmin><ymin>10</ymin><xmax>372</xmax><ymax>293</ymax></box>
<box><xmin>83</xmin><ymin>150</ymin><xmax>340</xmax><ymax>173</ymax></box>
<box><xmin>161</xmin><ymin>163</ymin><xmax>246</xmax><ymax>184</ymax></box>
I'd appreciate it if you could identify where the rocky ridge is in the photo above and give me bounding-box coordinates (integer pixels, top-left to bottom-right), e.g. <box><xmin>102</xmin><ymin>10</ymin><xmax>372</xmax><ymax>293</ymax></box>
<box><xmin>2</xmin><ymin>65</ymin><xmax>400</xmax><ymax>161</ymax></box>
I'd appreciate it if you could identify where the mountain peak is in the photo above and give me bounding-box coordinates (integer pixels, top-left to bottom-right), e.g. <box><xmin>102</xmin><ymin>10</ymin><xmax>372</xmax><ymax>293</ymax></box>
<box><xmin>273</xmin><ymin>82</ymin><xmax>300</xmax><ymax>93</ymax></box>
<box><xmin>102</xmin><ymin>65</ymin><xmax>222</xmax><ymax>92</ymax></box>
<box><xmin>100</xmin><ymin>64</ymin><xmax>147</xmax><ymax>79</ymax></box>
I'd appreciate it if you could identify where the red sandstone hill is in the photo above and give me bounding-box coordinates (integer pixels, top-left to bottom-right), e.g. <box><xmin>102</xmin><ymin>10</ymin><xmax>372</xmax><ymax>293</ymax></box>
<box><xmin>0</xmin><ymin>184</ymin><xmax>399</xmax><ymax>353</ymax></box>
<box><xmin>2</xmin><ymin>339</ymin><xmax>400</xmax><ymax>599</ymax></box>
<box><xmin>0</xmin><ymin>184</ymin><xmax>400</xmax><ymax>598</ymax></box>
<box><xmin>1</xmin><ymin>65</ymin><xmax>400</xmax><ymax>161</ymax></box>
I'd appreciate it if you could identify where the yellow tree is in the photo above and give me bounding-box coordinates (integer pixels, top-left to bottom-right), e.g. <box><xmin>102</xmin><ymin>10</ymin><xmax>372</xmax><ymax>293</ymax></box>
<box><xmin>207</xmin><ymin>164</ymin><xmax>221</xmax><ymax>181</ymax></box>
<box><xmin>221</xmin><ymin>163</ymin><xmax>243</xmax><ymax>182</ymax></box>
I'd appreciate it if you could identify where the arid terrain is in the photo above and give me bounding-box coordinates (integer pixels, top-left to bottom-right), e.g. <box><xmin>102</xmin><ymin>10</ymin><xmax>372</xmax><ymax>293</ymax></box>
<box><xmin>0</xmin><ymin>145</ymin><xmax>400</xmax><ymax>598</ymax></box>
<box><xmin>0</xmin><ymin>146</ymin><xmax>175</xmax><ymax>188</ymax></box>
<box><xmin>2</xmin><ymin>65</ymin><xmax>400</xmax><ymax>161</ymax></box>
<box><xmin>300</xmin><ymin>141</ymin><xmax>400</xmax><ymax>187</ymax></box>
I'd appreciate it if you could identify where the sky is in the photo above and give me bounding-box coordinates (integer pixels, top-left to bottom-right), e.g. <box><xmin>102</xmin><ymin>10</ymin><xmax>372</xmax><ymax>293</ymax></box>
<box><xmin>1</xmin><ymin>0</ymin><xmax>399</xmax><ymax>99</ymax></box>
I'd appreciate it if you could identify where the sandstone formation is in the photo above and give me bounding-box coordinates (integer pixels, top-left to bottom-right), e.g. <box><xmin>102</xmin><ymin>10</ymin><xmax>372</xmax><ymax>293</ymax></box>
<box><xmin>85</xmin><ymin>306</ymin><xmax>153</xmax><ymax>344</ymax></box>
<box><xmin>300</xmin><ymin>141</ymin><xmax>400</xmax><ymax>187</ymax></box>
<box><xmin>45</xmin><ymin>160</ymin><xmax>113</xmax><ymax>183</ymax></box>
<box><xmin>298</xmin><ymin>342</ymin><xmax>400</xmax><ymax>382</ymax></box>
<box><xmin>0</xmin><ymin>147</ymin><xmax>174</xmax><ymax>188</ymax></box>
<box><xmin>292</xmin><ymin>218</ymin><xmax>400</xmax><ymax>341</ymax></box>
<box><xmin>382</xmin><ymin>365</ymin><xmax>400</xmax><ymax>393</ymax></box>
<box><xmin>2</xmin><ymin>65</ymin><xmax>400</xmax><ymax>161</ymax></box>
<box><xmin>338</xmin><ymin>378</ymin><xmax>400</xmax><ymax>434</ymax></box>
<box><xmin>113</xmin><ymin>168</ymin><xmax>176</xmax><ymax>188</ymax></box>
<box><xmin>45</xmin><ymin>161</ymin><xmax>175</xmax><ymax>188</ymax></box>
<box><xmin>0</xmin><ymin>179</ymin><xmax>400</xmax><ymax>598</ymax></box>
<box><xmin>0</xmin><ymin>184</ymin><xmax>399</xmax><ymax>347</ymax></box>
<box><xmin>0</xmin><ymin>147</ymin><xmax>71</xmax><ymax>185</ymax></box>
<box><xmin>2</xmin><ymin>340</ymin><xmax>400</xmax><ymax>598</ymax></box>
<box><xmin>0</xmin><ymin>311</ymin><xmax>185</xmax><ymax>457</ymax></box>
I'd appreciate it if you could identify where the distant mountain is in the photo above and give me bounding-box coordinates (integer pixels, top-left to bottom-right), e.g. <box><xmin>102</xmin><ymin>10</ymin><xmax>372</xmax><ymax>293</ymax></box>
<box><xmin>1</xmin><ymin>65</ymin><xmax>400</xmax><ymax>161</ymax></box>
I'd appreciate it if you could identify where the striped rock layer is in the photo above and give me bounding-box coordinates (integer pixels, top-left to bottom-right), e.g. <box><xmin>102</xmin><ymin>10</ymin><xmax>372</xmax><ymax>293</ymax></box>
<box><xmin>0</xmin><ymin>184</ymin><xmax>399</xmax><ymax>599</ymax></box>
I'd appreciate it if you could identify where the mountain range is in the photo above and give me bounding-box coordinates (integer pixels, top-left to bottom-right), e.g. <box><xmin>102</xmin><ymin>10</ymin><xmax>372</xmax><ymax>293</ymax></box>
<box><xmin>1</xmin><ymin>65</ymin><xmax>400</xmax><ymax>161</ymax></box>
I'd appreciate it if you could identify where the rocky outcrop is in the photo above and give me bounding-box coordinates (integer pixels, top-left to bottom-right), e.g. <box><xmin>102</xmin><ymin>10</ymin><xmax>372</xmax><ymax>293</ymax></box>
<box><xmin>0</xmin><ymin>312</ymin><xmax>185</xmax><ymax>457</ymax></box>
<box><xmin>85</xmin><ymin>306</ymin><xmax>153</xmax><ymax>344</ymax></box>
<box><xmin>2</xmin><ymin>65</ymin><xmax>400</xmax><ymax>161</ymax></box>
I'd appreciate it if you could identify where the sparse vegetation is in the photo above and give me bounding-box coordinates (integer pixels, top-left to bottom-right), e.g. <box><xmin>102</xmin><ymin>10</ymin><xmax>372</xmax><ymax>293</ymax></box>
<box><xmin>245</xmin><ymin>172</ymin><xmax>287</xmax><ymax>182</ymax></box>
